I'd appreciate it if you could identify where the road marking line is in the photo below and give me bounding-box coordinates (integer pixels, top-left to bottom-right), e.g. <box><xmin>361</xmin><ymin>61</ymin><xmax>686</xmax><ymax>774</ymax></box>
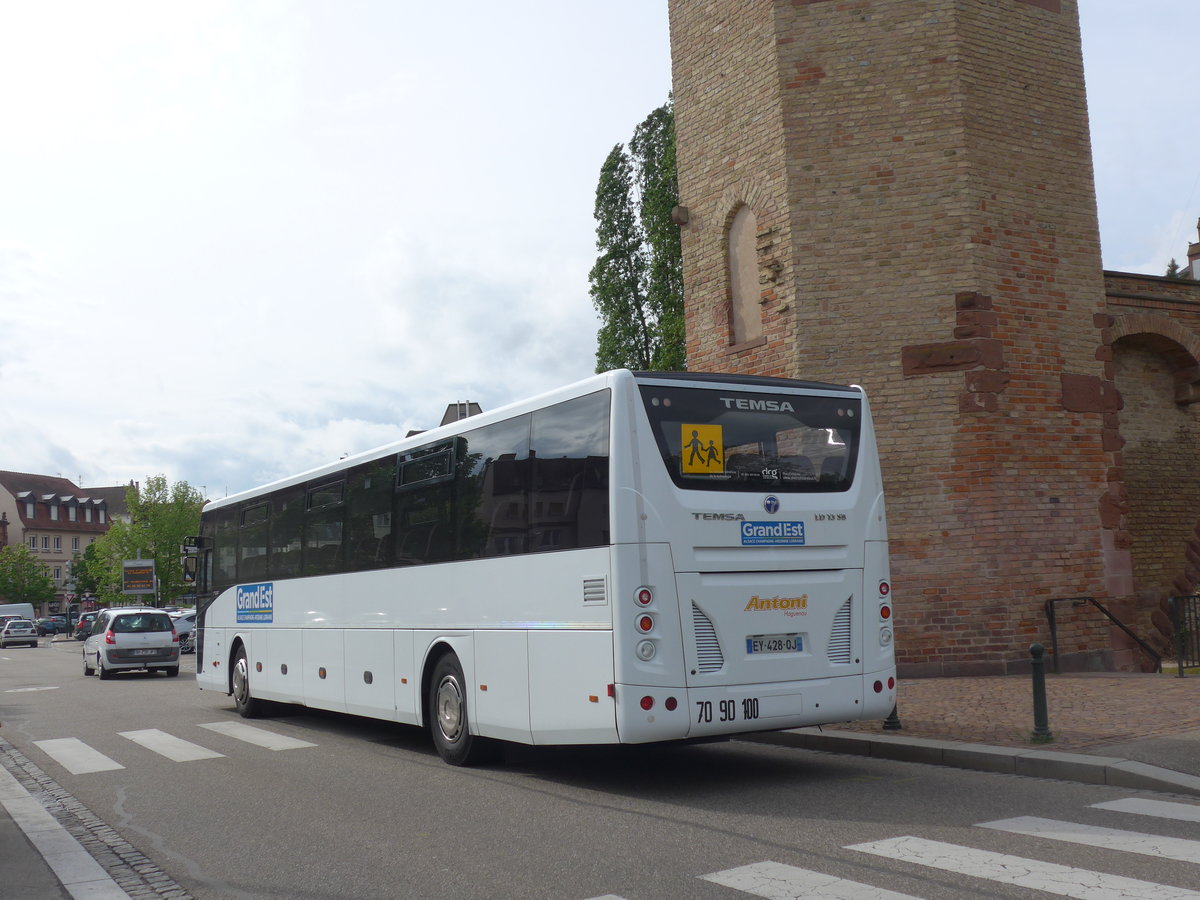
<box><xmin>118</xmin><ymin>729</ymin><xmax>225</xmax><ymax>762</ymax></box>
<box><xmin>1092</xmin><ymin>798</ymin><xmax>1200</xmax><ymax>823</ymax></box>
<box><xmin>703</xmin><ymin>860</ymin><xmax>923</xmax><ymax>899</ymax></box>
<box><xmin>197</xmin><ymin>721</ymin><xmax>317</xmax><ymax>750</ymax></box>
<box><xmin>33</xmin><ymin>738</ymin><xmax>125</xmax><ymax>774</ymax></box>
<box><xmin>4</xmin><ymin>686</ymin><xmax>60</xmax><ymax>693</ymax></box>
<box><xmin>847</xmin><ymin>835</ymin><xmax>1200</xmax><ymax>899</ymax></box>
<box><xmin>978</xmin><ymin>815</ymin><xmax>1200</xmax><ymax>864</ymax></box>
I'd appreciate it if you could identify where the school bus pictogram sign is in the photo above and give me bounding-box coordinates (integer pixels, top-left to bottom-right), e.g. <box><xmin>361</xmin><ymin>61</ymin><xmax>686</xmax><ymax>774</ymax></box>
<box><xmin>681</xmin><ymin>424</ymin><xmax>724</xmax><ymax>474</ymax></box>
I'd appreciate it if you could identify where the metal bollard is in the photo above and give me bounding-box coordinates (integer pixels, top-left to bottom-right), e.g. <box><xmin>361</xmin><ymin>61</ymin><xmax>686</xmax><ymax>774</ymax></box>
<box><xmin>883</xmin><ymin>703</ymin><xmax>902</xmax><ymax>731</ymax></box>
<box><xmin>1030</xmin><ymin>642</ymin><xmax>1053</xmax><ymax>743</ymax></box>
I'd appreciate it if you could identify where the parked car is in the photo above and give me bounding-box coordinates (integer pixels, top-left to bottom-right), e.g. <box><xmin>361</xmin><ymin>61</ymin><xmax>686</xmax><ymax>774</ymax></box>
<box><xmin>0</xmin><ymin>618</ymin><xmax>39</xmax><ymax>648</ymax></box>
<box><xmin>169</xmin><ymin>611</ymin><xmax>195</xmax><ymax>638</ymax></box>
<box><xmin>35</xmin><ymin>617</ymin><xmax>58</xmax><ymax>635</ymax></box>
<box><xmin>82</xmin><ymin>607</ymin><xmax>180</xmax><ymax>678</ymax></box>
<box><xmin>74</xmin><ymin>611</ymin><xmax>101</xmax><ymax>640</ymax></box>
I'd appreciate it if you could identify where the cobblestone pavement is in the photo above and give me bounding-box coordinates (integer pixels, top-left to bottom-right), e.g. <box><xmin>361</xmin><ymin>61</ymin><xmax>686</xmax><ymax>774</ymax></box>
<box><xmin>836</xmin><ymin>673</ymin><xmax>1200</xmax><ymax>750</ymax></box>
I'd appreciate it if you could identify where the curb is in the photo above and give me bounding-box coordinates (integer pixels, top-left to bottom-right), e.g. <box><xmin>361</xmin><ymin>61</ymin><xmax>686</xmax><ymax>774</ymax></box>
<box><xmin>746</xmin><ymin>728</ymin><xmax>1200</xmax><ymax>799</ymax></box>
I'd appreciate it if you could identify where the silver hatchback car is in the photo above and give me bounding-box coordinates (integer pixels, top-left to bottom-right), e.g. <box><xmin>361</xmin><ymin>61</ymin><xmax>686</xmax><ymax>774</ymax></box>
<box><xmin>0</xmin><ymin>618</ymin><xmax>39</xmax><ymax>648</ymax></box>
<box><xmin>83</xmin><ymin>607</ymin><xmax>180</xmax><ymax>678</ymax></box>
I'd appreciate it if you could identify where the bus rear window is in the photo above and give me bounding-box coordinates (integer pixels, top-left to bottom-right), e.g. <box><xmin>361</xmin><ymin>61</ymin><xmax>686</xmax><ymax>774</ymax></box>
<box><xmin>639</xmin><ymin>385</ymin><xmax>860</xmax><ymax>492</ymax></box>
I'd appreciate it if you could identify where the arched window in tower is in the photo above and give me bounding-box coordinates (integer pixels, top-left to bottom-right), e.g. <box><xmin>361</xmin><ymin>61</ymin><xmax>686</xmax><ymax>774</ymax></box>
<box><xmin>728</xmin><ymin>205</ymin><xmax>763</xmax><ymax>345</ymax></box>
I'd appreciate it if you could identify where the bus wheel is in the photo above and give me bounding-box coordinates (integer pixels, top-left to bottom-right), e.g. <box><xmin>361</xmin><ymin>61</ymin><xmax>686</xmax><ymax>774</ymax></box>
<box><xmin>428</xmin><ymin>653</ymin><xmax>497</xmax><ymax>766</ymax></box>
<box><xmin>232</xmin><ymin>647</ymin><xmax>265</xmax><ymax>718</ymax></box>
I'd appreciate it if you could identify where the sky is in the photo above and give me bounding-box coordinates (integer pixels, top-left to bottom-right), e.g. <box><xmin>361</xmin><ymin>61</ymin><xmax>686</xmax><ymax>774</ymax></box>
<box><xmin>1</xmin><ymin>1</ymin><xmax>1195</xmax><ymax>501</ymax></box>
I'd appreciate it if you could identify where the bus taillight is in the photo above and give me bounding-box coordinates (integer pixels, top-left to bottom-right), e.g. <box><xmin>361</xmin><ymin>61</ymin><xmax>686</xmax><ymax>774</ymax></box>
<box><xmin>878</xmin><ymin>581</ymin><xmax>890</xmax><ymax>597</ymax></box>
<box><xmin>636</xmin><ymin>614</ymin><xmax>654</xmax><ymax>633</ymax></box>
<box><xmin>664</xmin><ymin>696</ymin><xmax>678</xmax><ymax>711</ymax></box>
<box><xmin>635</xmin><ymin>586</ymin><xmax>653</xmax><ymax>606</ymax></box>
<box><xmin>879</xmin><ymin>604</ymin><xmax>891</xmax><ymax>620</ymax></box>
<box><xmin>640</xmin><ymin>695</ymin><xmax>654</xmax><ymax>710</ymax></box>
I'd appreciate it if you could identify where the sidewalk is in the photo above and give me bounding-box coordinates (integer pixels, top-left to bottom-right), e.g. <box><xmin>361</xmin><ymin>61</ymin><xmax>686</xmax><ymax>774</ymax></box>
<box><xmin>752</xmin><ymin>671</ymin><xmax>1200</xmax><ymax>798</ymax></box>
<box><xmin>3</xmin><ymin>671</ymin><xmax>1199</xmax><ymax>898</ymax></box>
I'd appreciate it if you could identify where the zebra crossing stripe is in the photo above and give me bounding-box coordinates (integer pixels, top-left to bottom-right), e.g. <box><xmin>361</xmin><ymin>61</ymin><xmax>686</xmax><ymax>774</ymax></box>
<box><xmin>978</xmin><ymin>815</ymin><xmax>1200</xmax><ymax>864</ymax></box>
<box><xmin>1092</xmin><ymin>798</ymin><xmax>1200</xmax><ymax>824</ymax></box>
<box><xmin>33</xmin><ymin>738</ymin><xmax>124</xmax><ymax>774</ymax></box>
<box><xmin>702</xmin><ymin>860</ymin><xmax>923</xmax><ymax>899</ymax></box>
<box><xmin>197</xmin><ymin>721</ymin><xmax>317</xmax><ymax>750</ymax></box>
<box><xmin>847</xmin><ymin>835</ymin><xmax>1200</xmax><ymax>900</ymax></box>
<box><xmin>119</xmin><ymin>729</ymin><xmax>225</xmax><ymax>762</ymax></box>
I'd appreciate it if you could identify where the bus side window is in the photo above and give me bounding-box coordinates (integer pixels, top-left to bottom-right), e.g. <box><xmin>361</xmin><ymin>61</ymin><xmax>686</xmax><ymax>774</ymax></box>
<box><xmin>303</xmin><ymin>480</ymin><xmax>345</xmax><ymax>576</ymax></box>
<box><xmin>529</xmin><ymin>390</ymin><xmax>610</xmax><ymax>552</ymax></box>
<box><xmin>346</xmin><ymin>456</ymin><xmax>396</xmax><ymax>572</ymax></box>
<box><xmin>270</xmin><ymin>487</ymin><xmax>304</xmax><ymax>578</ymax></box>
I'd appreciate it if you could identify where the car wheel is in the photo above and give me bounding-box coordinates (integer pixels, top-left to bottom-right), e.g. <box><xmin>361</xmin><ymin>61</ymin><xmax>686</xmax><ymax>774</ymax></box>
<box><xmin>97</xmin><ymin>656</ymin><xmax>112</xmax><ymax>680</ymax></box>
<box><xmin>83</xmin><ymin>654</ymin><xmax>94</xmax><ymax>677</ymax></box>
<box><xmin>428</xmin><ymin>652</ymin><xmax>498</xmax><ymax>766</ymax></box>
<box><xmin>232</xmin><ymin>647</ymin><xmax>266</xmax><ymax>717</ymax></box>
<box><xmin>166</xmin><ymin>666</ymin><xmax>179</xmax><ymax>677</ymax></box>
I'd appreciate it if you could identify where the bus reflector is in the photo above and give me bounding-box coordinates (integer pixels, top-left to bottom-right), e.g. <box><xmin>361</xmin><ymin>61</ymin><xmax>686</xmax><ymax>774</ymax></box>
<box><xmin>635</xmin><ymin>587</ymin><xmax>653</xmax><ymax>606</ymax></box>
<box><xmin>637</xmin><ymin>614</ymin><xmax>654</xmax><ymax>633</ymax></box>
<box><xmin>640</xmin><ymin>695</ymin><xmax>654</xmax><ymax>710</ymax></box>
<box><xmin>880</xmin><ymin>604</ymin><xmax>891</xmax><ymax>620</ymax></box>
<box><xmin>873</xmin><ymin>680</ymin><xmax>883</xmax><ymax>693</ymax></box>
<box><xmin>665</xmin><ymin>697</ymin><xmax>678</xmax><ymax>711</ymax></box>
<box><xmin>879</xmin><ymin>581</ymin><xmax>890</xmax><ymax>597</ymax></box>
<box><xmin>589</xmin><ymin>695</ymin><xmax>599</xmax><ymax>703</ymax></box>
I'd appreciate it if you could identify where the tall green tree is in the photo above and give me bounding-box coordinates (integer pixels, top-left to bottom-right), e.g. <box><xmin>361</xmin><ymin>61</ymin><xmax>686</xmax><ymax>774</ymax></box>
<box><xmin>0</xmin><ymin>544</ymin><xmax>56</xmax><ymax>608</ymax></box>
<box><xmin>1166</xmin><ymin>258</ymin><xmax>1193</xmax><ymax>280</ymax></box>
<box><xmin>84</xmin><ymin>476</ymin><xmax>205</xmax><ymax>606</ymax></box>
<box><xmin>590</xmin><ymin>97</ymin><xmax>685</xmax><ymax>372</ymax></box>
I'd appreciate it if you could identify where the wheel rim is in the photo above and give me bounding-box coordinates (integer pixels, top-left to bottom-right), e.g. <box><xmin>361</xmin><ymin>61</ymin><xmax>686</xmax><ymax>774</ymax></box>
<box><xmin>233</xmin><ymin>654</ymin><xmax>250</xmax><ymax>707</ymax></box>
<box><xmin>435</xmin><ymin>675</ymin><xmax>465</xmax><ymax>743</ymax></box>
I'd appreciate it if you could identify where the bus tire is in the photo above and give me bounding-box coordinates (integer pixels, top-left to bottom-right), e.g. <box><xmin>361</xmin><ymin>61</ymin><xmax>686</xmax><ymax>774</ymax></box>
<box><xmin>232</xmin><ymin>646</ymin><xmax>266</xmax><ymax>718</ymax></box>
<box><xmin>428</xmin><ymin>653</ymin><xmax>497</xmax><ymax>766</ymax></box>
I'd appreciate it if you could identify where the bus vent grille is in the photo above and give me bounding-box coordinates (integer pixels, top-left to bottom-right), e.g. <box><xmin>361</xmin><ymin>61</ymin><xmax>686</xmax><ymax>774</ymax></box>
<box><xmin>827</xmin><ymin>596</ymin><xmax>853</xmax><ymax>664</ymax></box>
<box><xmin>692</xmin><ymin>603</ymin><xmax>724</xmax><ymax>673</ymax></box>
<box><xmin>582</xmin><ymin>577</ymin><xmax>607</xmax><ymax>604</ymax></box>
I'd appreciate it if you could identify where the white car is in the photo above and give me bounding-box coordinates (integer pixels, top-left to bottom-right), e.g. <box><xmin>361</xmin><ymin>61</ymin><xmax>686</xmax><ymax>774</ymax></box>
<box><xmin>82</xmin><ymin>607</ymin><xmax>180</xmax><ymax>678</ymax></box>
<box><xmin>0</xmin><ymin>618</ymin><xmax>39</xmax><ymax>648</ymax></box>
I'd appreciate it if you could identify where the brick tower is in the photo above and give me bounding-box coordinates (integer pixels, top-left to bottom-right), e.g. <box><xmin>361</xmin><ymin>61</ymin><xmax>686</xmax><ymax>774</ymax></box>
<box><xmin>668</xmin><ymin>0</ymin><xmax>1131</xmax><ymax>673</ymax></box>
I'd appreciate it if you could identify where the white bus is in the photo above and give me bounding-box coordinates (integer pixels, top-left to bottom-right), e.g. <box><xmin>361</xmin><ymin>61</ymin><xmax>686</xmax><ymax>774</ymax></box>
<box><xmin>192</xmin><ymin>369</ymin><xmax>895</xmax><ymax>765</ymax></box>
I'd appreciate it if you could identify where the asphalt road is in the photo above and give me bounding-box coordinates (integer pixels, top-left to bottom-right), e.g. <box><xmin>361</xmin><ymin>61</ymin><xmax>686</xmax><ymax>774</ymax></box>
<box><xmin>3</xmin><ymin>638</ymin><xmax>1200</xmax><ymax>900</ymax></box>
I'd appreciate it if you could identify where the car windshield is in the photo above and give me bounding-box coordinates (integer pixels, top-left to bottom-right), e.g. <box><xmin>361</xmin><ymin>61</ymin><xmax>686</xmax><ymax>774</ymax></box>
<box><xmin>6</xmin><ymin>620</ymin><xmax>33</xmax><ymax>629</ymax></box>
<box><xmin>112</xmin><ymin>614</ymin><xmax>173</xmax><ymax>633</ymax></box>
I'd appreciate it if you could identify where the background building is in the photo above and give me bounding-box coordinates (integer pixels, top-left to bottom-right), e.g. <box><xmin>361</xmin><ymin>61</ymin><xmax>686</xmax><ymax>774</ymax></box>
<box><xmin>0</xmin><ymin>471</ymin><xmax>126</xmax><ymax>616</ymax></box>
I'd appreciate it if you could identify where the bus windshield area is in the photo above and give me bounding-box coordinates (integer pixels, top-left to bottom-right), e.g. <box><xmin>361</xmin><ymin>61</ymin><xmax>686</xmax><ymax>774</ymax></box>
<box><xmin>639</xmin><ymin>385</ymin><xmax>861</xmax><ymax>492</ymax></box>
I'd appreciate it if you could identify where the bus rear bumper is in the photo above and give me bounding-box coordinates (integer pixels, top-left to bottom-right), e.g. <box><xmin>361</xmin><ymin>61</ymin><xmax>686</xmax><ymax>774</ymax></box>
<box><xmin>615</xmin><ymin>670</ymin><xmax>896</xmax><ymax>744</ymax></box>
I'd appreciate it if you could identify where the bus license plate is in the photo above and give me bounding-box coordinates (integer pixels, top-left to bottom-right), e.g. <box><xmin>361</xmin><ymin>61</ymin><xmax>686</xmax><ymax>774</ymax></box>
<box><xmin>747</xmin><ymin>633</ymin><xmax>802</xmax><ymax>654</ymax></box>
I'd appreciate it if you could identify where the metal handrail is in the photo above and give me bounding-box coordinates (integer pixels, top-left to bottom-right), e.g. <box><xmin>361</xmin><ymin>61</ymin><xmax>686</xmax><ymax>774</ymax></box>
<box><xmin>1044</xmin><ymin>596</ymin><xmax>1162</xmax><ymax>674</ymax></box>
<box><xmin>1168</xmin><ymin>595</ymin><xmax>1200</xmax><ymax>678</ymax></box>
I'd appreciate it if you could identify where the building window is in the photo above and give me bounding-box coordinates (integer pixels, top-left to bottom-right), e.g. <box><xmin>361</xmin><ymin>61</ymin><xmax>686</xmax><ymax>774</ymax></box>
<box><xmin>99</xmin><ymin>508</ymin><xmax>106</xmax><ymax>525</ymax></box>
<box><xmin>42</xmin><ymin>536</ymin><xmax>49</xmax><ymax>550</ymax></box>
<box><xmin>54</xmin><ymin>536</ymin><xmax>62</xmax><ymax>551</ymax></box>
<box><xmin>85</xmin><ymin>507</ymin><xmax>92</xmax><ymax>523</ymax></box>
<box><xmin>50</xmin><ymin>504</ymin><xmax>59</xmax><ymax>521</ymax></box>
<box><xmin>25</xmin><ymin>501</ymin><xmax>34</xmax><ymax>518</ymax></box>
<box><xmin>69</xmin><ymin>506</ymin><xmax>77</xmax><ymax>522</ymax></box>
<box><xmin>72</xmin><ymin>537</ymin><xmax>80</xmax><ymax>551</ymax></box>
<box><xmin>53</xmin><ymin>567</ymin><xmax>61</xmax><ymax>581</ymax></box>
<box><xmin>28</xmin><ymin>536</ymin><xmax>37</xmax><ymax>550</ymax></box>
